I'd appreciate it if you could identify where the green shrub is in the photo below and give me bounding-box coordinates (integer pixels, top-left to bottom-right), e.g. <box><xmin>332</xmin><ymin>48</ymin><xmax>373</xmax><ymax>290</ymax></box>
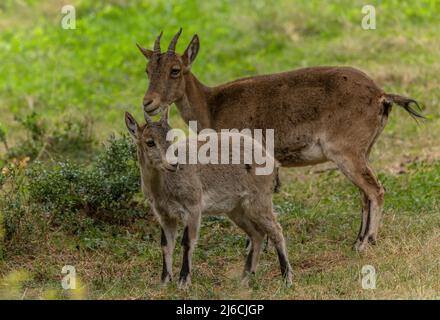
<box><xmin>0</xmin><ymin>162</ymin><xmax>48</xmax><ymax>247</ymax></box>
<box><xmin>27</xmin><ymin>134</ymin><xmax>142</xmax><ymax>221</ymax></box>
<box><xmin>1</xmin><ymin>115</ymin><xmax>144</xmax><ymax>247</ymax></box>
<box><xmin>4</xmin><ymin>112</ymin><xmax>45</xmax><ymax>161</ymax></box>
<box><xmin>3</xmin><ymin>112</ymin><xmax>94</xmax><ymax>162</ymax></box>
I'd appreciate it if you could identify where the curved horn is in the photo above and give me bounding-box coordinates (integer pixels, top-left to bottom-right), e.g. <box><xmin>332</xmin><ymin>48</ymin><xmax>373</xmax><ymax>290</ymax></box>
<box><xmin>144</xmin><ymin>110</ymin><xmax>154</xmax><ymax>126</ymax></box>
<box><xmin>153</xmin><ymin>31</ymin><xmax>163</xmax><ymax>55</ymax></box>
<box><xmin>167</xmin><ymin>28</ymin><xmax>182</xmax><ymax>54</ymax></box>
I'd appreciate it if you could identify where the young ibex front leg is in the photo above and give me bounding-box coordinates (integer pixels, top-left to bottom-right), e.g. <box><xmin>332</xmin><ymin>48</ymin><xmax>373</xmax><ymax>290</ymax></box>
<box><xmin>159</xmin><ymin>218</ymin><xmax>177</xmax><ymax>285</ymax></box>
<box><xmin>178</xmin><ymin>213</ymin><xmax>201</xmax><ymax>289</ymax></box>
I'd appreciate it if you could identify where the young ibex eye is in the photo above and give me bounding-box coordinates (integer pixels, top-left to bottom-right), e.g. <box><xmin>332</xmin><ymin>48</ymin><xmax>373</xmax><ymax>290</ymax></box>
<box><xmin>146</xmin><ymin>140</ymin><xmax>155</xmax><ymax>147</ymax></box>
<box><xmin>170</xmin><ymin>67</ymin><xmax>180</xmax><ymax>78</ymax></box>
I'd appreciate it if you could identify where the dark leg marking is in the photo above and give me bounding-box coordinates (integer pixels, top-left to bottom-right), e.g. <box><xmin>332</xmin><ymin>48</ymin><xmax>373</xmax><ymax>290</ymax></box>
<box><xmin>179</xmin><ymin>226</ymin><xmax>190</xmax><ymax>282</ymax></box>
<box><xmin>362</xmin><ymin>203</ymin><xmax>372</xmax><ymax>242</ymax></box>
<box><xmin>161</xmin><ymin>254</ymin><xmax>168</xmax><ymax>282</ymax></box>
<box><xmin>161</xmin><ymin>228</ymin><xmax>167</xmax><ymax>246</ymax></box>
<box><xmin>244</xmin><ymin>247</ymin><xmax>254</xmax><ymax>274</ymax></box>
<box><xmin>276</xmin><ymin>248</ymin><xmax>289</xmax><ymax>278</ymax></box>
<box><xmin>245</xmin><ymin>237</ymin><xmax>251</xmax><ymax>250</ymax></box>
<box><xmin>160</xmin><ymin>228</ymin><xmax>169</xmax><ymax>282</ymax></box>
<box><xmin>263</xmin><ymin>235</ymin><xmax>269</xmax><ymax>252</ymax></box>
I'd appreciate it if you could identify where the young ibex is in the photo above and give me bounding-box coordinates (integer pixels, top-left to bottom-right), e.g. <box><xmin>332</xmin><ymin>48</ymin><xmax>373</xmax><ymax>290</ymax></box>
<box><xmin>125</xmin><ymin>110</ymin><xmax>292</xmax><ymax>287</ymax></box>
<box><xmin>136</xmin><ymin>29</ymin><xmax>424</xmax><ymax>251</ymax></box>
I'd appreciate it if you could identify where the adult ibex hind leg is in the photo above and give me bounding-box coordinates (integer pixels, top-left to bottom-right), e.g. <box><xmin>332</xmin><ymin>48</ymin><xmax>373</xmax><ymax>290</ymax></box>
<box><xmin>323</xmin><ymin>97</ymin><xmax>389</xmax><ymax>251</ymax></box>
<box><xmin>330</xmin><ymin>153</ymin><xmax>385</xmax><ymax>252</ymax></box>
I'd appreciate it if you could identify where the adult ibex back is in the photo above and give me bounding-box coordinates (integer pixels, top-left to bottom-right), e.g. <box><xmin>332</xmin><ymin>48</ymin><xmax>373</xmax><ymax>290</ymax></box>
<box><xmin>136</xmin><ymin>29</ymin><xmax>424</xmax><ymax>251</ymax></box>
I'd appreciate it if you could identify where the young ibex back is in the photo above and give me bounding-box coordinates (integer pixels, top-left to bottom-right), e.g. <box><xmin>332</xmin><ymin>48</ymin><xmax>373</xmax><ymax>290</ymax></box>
<box><xmin>125</xmin><ymin>110</ymin><xmax>292</xmax><ymax>287</ymax></box>
<box><xmin>136</xmin><ymin>29</ymin><xmax>424</xmax><ymax>251</ymax></box>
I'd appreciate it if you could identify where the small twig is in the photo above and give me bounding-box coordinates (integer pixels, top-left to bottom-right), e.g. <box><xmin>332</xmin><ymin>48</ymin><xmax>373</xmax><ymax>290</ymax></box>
<box><xmin>311</xmin><ymin>166</ymin><xmax>338</xmax><ymax>174</ymax></box>
<box><xmin>21</xmin><ymin>287</ymin><xmax>28</xmax><ymax>300</ymax></box>
<box><xmin>35</xmin><ymin>141</ymin><xmax>54</xmax><ymax>161</ymax></box>
<box><xmin>2</xmin><ymin>139</ymin><xmax>9</xmax><ymax>152</ymax></box>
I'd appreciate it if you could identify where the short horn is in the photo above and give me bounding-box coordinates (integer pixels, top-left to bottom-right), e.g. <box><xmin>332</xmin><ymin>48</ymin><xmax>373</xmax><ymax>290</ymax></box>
<box><xmin>144</xmin><ymin>110</ymin><xmax>154</xmax><ymax>126</ymax></box>
<box><xmin>154</xmin><ymin>31</ymin><xmax>163</xmax><ymax>55</ymax></box>
<box><xmin>160</xmin><ymin>106</ymin><xmax>170</xmax><ymax>125</ymax></box>
<box><xmin>167</xmin><ymin>28</ymin><xmax>182</xmax><ymax>54</ymax></box>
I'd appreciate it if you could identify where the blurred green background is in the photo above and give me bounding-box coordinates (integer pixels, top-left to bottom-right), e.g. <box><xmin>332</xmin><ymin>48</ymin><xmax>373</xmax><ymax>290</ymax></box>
<box><xmin>1</xmin><ymin>0</ymin><xmax>438</xmax><ymax>137</ymax></box>
<box><xmin>0</xmin><ymin>0</ymin><xmax>439</xmax><ymax>299</ymax></box>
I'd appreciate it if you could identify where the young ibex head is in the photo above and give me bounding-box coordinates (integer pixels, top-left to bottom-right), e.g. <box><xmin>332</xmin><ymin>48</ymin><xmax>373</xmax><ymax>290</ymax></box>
<box><xmin>137</xmin><ymin>28</ymin><xmax>200</xmax><ymax>116</ymax></box>
<box><xmin>125</xmin><ymin>109</ymin><xmax>178</xmax><ymax>172</ymax></box>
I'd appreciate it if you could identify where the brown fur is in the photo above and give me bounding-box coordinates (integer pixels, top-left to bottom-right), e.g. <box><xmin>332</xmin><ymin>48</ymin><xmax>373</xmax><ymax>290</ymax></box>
<box><xmin>137</xmin><ymin>30</ymin><xmax>423</xmax><ymax>251</ymax></box>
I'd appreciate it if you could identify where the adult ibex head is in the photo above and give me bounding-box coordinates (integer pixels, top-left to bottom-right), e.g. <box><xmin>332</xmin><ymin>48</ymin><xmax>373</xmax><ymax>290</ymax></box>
<box><xmin>137</xmin><ymin>28</ymin><xmax>199</xmax><ymax>116</ymax></box>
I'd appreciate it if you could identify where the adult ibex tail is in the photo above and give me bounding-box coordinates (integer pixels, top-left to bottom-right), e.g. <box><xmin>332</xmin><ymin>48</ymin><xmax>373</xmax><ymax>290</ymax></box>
<box><xmin>384</xmin><ymin>93</ymin><xmax>425</xmax><ymax>120</ymax></box>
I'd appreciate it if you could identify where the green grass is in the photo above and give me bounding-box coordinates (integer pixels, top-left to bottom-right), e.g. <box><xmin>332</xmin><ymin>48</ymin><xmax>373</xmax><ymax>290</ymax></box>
<box><xmin>0</xmin><ymin>0</ymin><xmax>439</xmax><ymax>299</ymax></box>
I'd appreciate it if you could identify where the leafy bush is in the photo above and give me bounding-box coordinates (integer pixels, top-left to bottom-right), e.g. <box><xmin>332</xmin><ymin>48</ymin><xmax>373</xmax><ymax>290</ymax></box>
<box><xmin>3</xmin><ymin>112</ymin><xmax>45</xmax><ymax>161</ymax></box>
<box><xmin>3</xmin><ymin>112</ymin><xmax>94</xmax><ymax>162</ymax></box>
<box><xmin>1</xmin><ymin>114</ymin><xmax>144</xmax><ymax>249</ymax></box>
<box><xmin>0</xmin><ymin>160</ymin><xmax>48</xmax><ymax>247</ymax></box>
<box><xmin>27</xmin><ymin>134</ymin><xmax>142</xmax><ymax>221</ymax></box>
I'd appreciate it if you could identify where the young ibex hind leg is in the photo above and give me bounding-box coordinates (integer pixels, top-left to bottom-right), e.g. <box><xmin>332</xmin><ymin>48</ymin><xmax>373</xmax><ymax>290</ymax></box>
<box><xmin>258</xmin><ymin>218</ymin><xmax>293</xmax><ymax>286</ymax></box>
<box><xmin>227</xmin><ymin>209</ymin><xmax>264</xmax><ymax>285</ymax></box>
<box><xmin>245</xmin><ymin>206</ymin><xmax>293</xmax><ymax>286</ymax></box>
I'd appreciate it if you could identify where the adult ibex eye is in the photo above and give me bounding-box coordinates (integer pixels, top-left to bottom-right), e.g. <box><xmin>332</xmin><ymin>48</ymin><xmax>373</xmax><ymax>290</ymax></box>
<box><xmin>170</xmin><ymin>68</ymin><xmax>180</xmax><ymax>78</ymax></box>
<box><xmin>146</xmin><ymin>140</ymin><xmax>155</xmax><ymax>147</ymax></box>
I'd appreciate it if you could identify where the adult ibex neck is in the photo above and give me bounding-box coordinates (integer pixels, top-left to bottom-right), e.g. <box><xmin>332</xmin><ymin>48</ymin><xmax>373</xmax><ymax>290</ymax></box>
<box><xmin>175</xmin><ymin>72</ymin><xmax>212</xmax><ymax>131</ymax></box>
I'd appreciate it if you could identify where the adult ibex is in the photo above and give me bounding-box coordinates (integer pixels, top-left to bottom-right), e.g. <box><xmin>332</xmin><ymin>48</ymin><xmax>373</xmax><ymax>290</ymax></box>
<box><xmin>136</xmin><ymin>29</ymin><xmax>424</xmax><ymax>251</ymax></box>
<box><xmin>125</xmin><ymin>110</ymin><xmax>292</xmax><ymax>287</ymax></box>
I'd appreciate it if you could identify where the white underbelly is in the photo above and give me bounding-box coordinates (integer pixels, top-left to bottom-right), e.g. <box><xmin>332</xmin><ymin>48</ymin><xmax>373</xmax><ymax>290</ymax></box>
<box><xmin>201</xmin><ymin>191</ymin><xmax>240</xmax><ymax>216</ymax></box>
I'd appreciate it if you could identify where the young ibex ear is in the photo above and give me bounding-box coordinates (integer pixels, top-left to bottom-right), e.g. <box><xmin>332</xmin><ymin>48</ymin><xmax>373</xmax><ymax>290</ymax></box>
<box><xmin>182</xmin><ymin>34</ymin><xmax>199</xmax><ymax>72</ymax></box>
<box><xmin>136</xmin><ymin>43</ymin><xmax>153</xmax><ymax>60</ymax></box>
<box><xmin>125</xmin><ymin>112</ymin><xmax>139</xmax><ymax>137</ymax></box>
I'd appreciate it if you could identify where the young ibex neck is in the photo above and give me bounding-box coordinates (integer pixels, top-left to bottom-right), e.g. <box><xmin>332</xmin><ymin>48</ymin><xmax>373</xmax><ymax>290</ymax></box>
<box><xmin>138</xmin><ymin>155</ymin><xmax>162</xmax><ymax>199</ymax></box>
<box><xmin>175</xmin><ymin>72</ymin><xmax>212</xmax><ymax>131</ymax></box>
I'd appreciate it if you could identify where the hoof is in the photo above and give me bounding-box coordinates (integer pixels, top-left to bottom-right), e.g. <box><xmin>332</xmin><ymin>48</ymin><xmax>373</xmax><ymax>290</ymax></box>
<box><xmin>160</xmin><ymin>274</ymin><xmax>172</xmax><ymax>287</ymax></box>
<box><xmin>241</xmin><ymin>271</ymin><xmax>254</xmax><ymax>288</ymax></box>
<box><xmin>240</xmin><ymin>276</ymin><xmax>250</xmax><ymax>288</ymax></box>
<box><xmin>368</xmin><ymin>234</ymin><xmax>377</xmax><ymax>245</ymax></box>
<box><xmin>353</xmin><ymin>238</ymin><xmax>368</xmax><ymax>252</ymax></box>
<box><xmin>284</xmin><ymin>270</ymin><xmax>293</xmax><ymax>288</ymax></box>
<box><xmin>178</xmin><ymin>276</ymin><xmax>191</xmax><ymax>289</ymax></box>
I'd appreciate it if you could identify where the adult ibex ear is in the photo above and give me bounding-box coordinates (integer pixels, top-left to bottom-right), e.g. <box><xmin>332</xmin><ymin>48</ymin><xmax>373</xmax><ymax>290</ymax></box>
<box><xmin>136</xmin><ymin>43</ymin><xmax>153</xmax><ymax>60</ymax></box>
<box><xmin>182</xmin><ymin>34</ymin><xmax>199</xmax><ymax>72</ymax></box>
<box><xmin>125</xmin><ymin>112</ymin><xmax>139</xmax><ymax>138</ymax></box>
